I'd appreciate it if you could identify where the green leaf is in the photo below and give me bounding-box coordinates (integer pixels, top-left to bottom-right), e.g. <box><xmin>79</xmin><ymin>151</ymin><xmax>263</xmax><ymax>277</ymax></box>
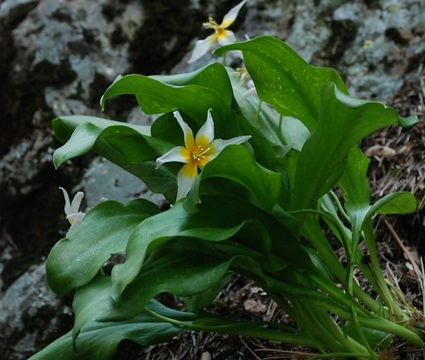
<box><xmin>150</xmin><ymin>63</ymin><xmax>234</xmax><ymax>108</ymax></box>
<box><xmin>111</xmin><ymin>199</ymin><xmax>251</xmax><ymax>299</ymax></box>
<box><xmin>47</xmin><ymin>199</ymin><xmax>159</xmax><ymax>294</ymax></box>
<box><xmin>339</xmin><ymin>146</ymin><xmax>371</xmax><ymax>206</ymax></box>
<box><xmin>100</xmin><ymin>65</ymin><xmax>241</xmax><ymax>139</ymax></box>
<box><xmin>29</xmin><ymin>298</ymin><xmax>189</xmax><ymax>360</ymax></box>
<box><xmin>187</xmin><ymin>145</ymin><xmax>281</xmax><ymax>211</ymax></box>
<box><xmin>343</xmin><ymin>324</ymin><xmax>392</xmax><ymax>350</ymax></box>
<box><xmin>53</xmin><ymin>122</ymin><xmax>102</xmax><ymax>169</ymax></box>
<box><xmin>292</xmin><ymin>84</ymin><xmax>402</xmax><ymax>210</ymax></box>
<box><xmin>112</xmin><ymin>196</ymin><xmax>311</xmax><ymax>300</ymax></box>
<box><xmin>72</xmin><ymin>242</ymin><xmax>259</xmax><ymax>333</ymax></box>
<box><xmin>53</xmin><ymin>115</ymin><xmax>177</xmax><ymax>200</ymax></box>
<box><xmin>216</xmin><ymin>35</ymin><xmax>348</xmax><ymax>131</ymax></box>
<box><xmin>372</xmin><ymin>192</ymin><xmax>417</xmax><ymax>215</ymax></box>
<box><xmin>399</xmin><ymin>114</ymin><xmax>418</xmax><ymax>128</ymax></box>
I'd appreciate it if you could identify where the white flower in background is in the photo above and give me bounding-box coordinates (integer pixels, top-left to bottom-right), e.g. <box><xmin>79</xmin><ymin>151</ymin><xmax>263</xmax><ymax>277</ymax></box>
<box><xmin>59</xmin><ymin>187</ymin><xmax>85</xmax><ymax>229</ymax></box>
<box><xmin>156</xmin><ymin>110</ymin><xmax>251</xmax><ymax>200</ymax></box>
<box><xmin>188</xmin><ymin>0</ymin><xmax>247</xmax><ymax>63</ymax></box>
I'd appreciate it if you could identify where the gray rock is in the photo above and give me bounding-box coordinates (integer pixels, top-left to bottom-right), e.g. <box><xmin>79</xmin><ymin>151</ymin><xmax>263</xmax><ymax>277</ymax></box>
<box><xmin>80</xmin><ymin>158</ymin><xmax>167</xmax><ymax>209</ymax></box>
<box><xmin>0</xmin><ymin>263</ymin><xmax>71</xmax><ymax>360</ymax></box>
<box><xmin>0</xmin><ymin>0</ymin><xmax>39</xmax><ymax>28</ymax></box>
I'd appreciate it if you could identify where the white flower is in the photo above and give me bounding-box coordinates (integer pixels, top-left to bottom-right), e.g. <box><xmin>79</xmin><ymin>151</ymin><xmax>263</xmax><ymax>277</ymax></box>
<box><xmin>188</xmin><ymin>0</ymin><xmax>247</xmax><ymax>63</ymax></box>
<box><xmin>156</xmin><ymin>110</ymin><xmax>251</xmax><ymax>201</ymax></box>
<box><xmin>59</xmin><ymin>187</ymin><xmax>85</xmax><ymax>229</ymax></box>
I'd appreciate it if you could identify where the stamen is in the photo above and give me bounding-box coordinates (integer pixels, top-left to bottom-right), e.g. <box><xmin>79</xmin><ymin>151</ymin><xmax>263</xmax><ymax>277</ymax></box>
<box><xmin>190</xmin><ymin>145</ymin><xmax>211</xmax><ymax>162</ymax></box>
<box><xmin>203</xmin><ymin>17</ymin><xmax>219</xmax><ymax>29</ymax></box>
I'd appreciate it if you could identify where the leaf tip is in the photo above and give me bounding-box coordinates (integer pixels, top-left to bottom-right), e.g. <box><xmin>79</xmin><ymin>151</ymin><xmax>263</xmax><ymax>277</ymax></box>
<box><xmin>399</xmin><ymin>114</ymin><xmax>418</xmax><ymax>128</ymax></box>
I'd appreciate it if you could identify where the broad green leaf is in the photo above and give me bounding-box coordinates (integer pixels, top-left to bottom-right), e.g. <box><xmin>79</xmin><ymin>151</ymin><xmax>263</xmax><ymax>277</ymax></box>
<box><xmin>399</xmin><ymin>114</ymin><xmax>418</xmax><ymax>128</ymax></box>
<box><xmin>53</xmin><ymin>115</ymin><xmax>177</xmax><ymax>199</ymax></box>
<box><xmin>112</xmin><ymin>196</ymin><xmax>311</xmax><ymax>300</ymax></box>
<box><xmin>292</xmin><ymin>84</ymin><xmax>403</xmax><ymax>210</ymax></box>
<box><xmin>150</xmin><ymin>63</ymin><xmax>233</xmax><ymax>108</ymax></box>
<box><xmin>228</xmin><ymin>68</ymin><xmax>310</xmax><ymax>157</ymax></box>
<box><xmin>184</xmin><ymin>277</ymin><xmax>230</xmax><ymax>313</ymax></box>
<box><xmin>72</xmin><ymin>243</ymin><xmax>260</xmax><ymax>333</ymax></box>
<box><xmin>113</xmin><ymin>241</ymin><xmax>247</xmax><ymax>319</ymax></box>
<box><xmin>216</xmin><ymin>35</ymin><xmax>348</xmax><ymax>131</ymax></box>
<box><xmin>53</xmin><ymin>122</ymin><xmax>102</xmax><ymax>168</ymax></box>
<box><xmin>339</xmin><ymin>146</ymin><xmax>371</xmax><ymax>206</ymax></box>
<box><xmin>100</xmin><ymin>67</ymin><xmax>240</xmax><ymax>139</ymax></box>
<box><xmin>187</xmin><ymin>145</ymin><xmax>281</xmax><ymax>211</ymax></box>
<box><xmin>47</xmin><ymin>199</ymin><xmax>159</xmax><ymax>294</ymax></box>
<box><xmin>111</xmin><ymin>199</ymin><xmax>252</xmax><ymax>298</ymax></box>
<box><xmin>30</xmin><ymin>298</ymin><xmax>189</xmax><ymax>360</ymax></box>
<box><xmin>102</xmin><ymin>65</ymin><xmax>279</xmax><ymax>171</ymax></box>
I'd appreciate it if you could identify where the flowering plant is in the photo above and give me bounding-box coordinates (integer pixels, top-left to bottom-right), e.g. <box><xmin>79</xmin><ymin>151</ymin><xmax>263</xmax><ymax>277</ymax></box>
<box><xmin>31</xmin><ymin>4</ymin><xmax>423</xmax><ymax>359</ymax></box>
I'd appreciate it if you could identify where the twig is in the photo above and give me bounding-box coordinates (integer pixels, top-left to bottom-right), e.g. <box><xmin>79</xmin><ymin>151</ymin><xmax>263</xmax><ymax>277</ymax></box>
<box><xmin>239</xmin><ymin>337</ymin><xmax>262</xmax><ymax>360</ymax></box>
<box><xmin>384</xmin><ymin>219</ymin><xmax>425</xmax><ymax>316</ymax></box>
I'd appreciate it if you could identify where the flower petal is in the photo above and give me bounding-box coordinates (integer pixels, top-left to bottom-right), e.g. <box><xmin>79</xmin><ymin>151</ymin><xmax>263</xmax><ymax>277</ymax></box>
<box><xmin>156</xmin><ymin>146</ymin><xmax>190</xmax><ymax>168</ymax></box>
<box><xmin>195</xmin><ymin>109</ymin><xmax>214</xmax><ymax>148</ymax></box>
<box><xmin>173</xmin><ymin>111</ymin><xmax>195</xmax><ymax>149</ymax></box>
<box><xmin>70</xmin><ymin>191</ymin><xmax>84</xmax><ymax>213</ymax></box>
<box><xmin>176</xmin><ymin>161</ymin><xmax>198</xmax><ymax>200</ymax></box>
<box><xmin>188</xmin><ymin>34</ymin><xmax>216</xmax><ymax>63</ymax></box>
<box><xmin>217</xmin><ymin>30</ymin><xmax>236</xmax><ymax>46</ymax></box>
<box><xmin>59</xmin><ymin>187</ymin><xmax>72</xmax><ymax>216</ymax></box>
<box><xmin>221</xmin><ymin>0</ymin><xmax>247</xmax><ymax>28</ymax></box>
<box><xmin>67</xmin><ymin>212</ymin><xmax>86</xmax><ymax>229</ymax></box>
<box><xmin>210</xmin><ymin>135</ymin><xmax>251</xmax><ymax>159</ymax></box>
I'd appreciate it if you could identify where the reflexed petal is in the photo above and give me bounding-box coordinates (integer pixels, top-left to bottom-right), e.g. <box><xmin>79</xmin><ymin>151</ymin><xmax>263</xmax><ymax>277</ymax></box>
<box><xmin>59</xmin><ymin>187</ymin><xmax>72</xmax><ymax>216</ymax></box>
<box><xmin>70</xmin><ymin>191</ymin><xmax>84</xmax><ymax>213</ymax></box>
<box><xmin>173</xmin><ymin>111</ymin><xmax>195</xmax><ymax>149</ymax></box>
<box><xmin>176</xmin><ymin>161</ymin><xmax>198</xmax><ymax>200</ymax></box>
<box><xmin>217</xmin><ymin>30</ymin><xmax>236</xmax><ymax>46</ymax></box>
<box><xmin>188</xmin><ymin>34</ymin><xmax>216</xmax><ymax>63</ymax></box>
<box><xmin>210</xmin><ymin>135</ymin><xmax>251</xmax><ymax>158</ymax></box>
<box><xmin>195</xmin><ymin>109</ymin><xmax>214</xmax><ymax>148</ymax></box>
<box><xmin>156</xmin><ymin>146</ymin><xmax>190</xmax><ymax>168</ymax></box>
<box><xmin>221</xmin><ymin>0</ymin><xmax>247</xmax><ymax>28</ymax></box>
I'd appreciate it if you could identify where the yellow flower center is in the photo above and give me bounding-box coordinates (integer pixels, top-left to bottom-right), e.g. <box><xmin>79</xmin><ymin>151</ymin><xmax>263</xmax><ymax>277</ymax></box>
<box><xmin>203</xmin><ymin>17</ymin><xmax>228</xmax><ymax>40</ymax></box>
<box><xmin>191</xmin><ymin>144</ymin><xmax>211</xmax><ymax>162</ymax></box>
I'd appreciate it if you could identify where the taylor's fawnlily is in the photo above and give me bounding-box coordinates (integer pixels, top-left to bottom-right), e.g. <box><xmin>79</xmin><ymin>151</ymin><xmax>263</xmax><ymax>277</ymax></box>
<box><xmin>188</xmin><ymin>0</ymin><xmax>247</xmax><ymax>63</ymax></box>
<box><xmin>156</xmin><ymin>110</ymin><xmax>251</xmax><ymax>200</ymax></box>
<box><xmin>59</xmin><ymin>187</ymin><xmax>86</xmax><ymax>229</ymax></box>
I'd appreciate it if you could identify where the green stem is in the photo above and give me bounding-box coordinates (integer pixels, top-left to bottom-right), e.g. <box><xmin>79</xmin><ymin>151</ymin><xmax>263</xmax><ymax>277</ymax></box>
<box><xmin>308</xmin><ymin>298</ymin><xmax>424</xmax><ymax>347</ymax></box>
<box><xmin>363</xmin><ymin>220</ymin><xmax>406</xmax><ymax>320</ymax></box>
<box><xmin>144</xmin><ymin>305</ymin><xmax>315</xmax><ymax>347</ymax></box>
<box><xmin>329</xmin><ymin>190</ymin><xmax>351</xmax><ymax>223</ymax></box>
<box><xmin>222</xmin><ymin>53</ymin><xmax>227</xmax><ymax>65</ymax></box>
<box><xmin>303</xmin><ymin>218</ymin><xmax>381</xmax><ymax>313</ymax></box>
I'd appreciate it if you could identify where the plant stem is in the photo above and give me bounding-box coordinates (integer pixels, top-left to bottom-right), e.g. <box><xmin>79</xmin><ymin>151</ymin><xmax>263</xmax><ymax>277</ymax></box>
<box><xmin>144</xmin><ymin>305</ymin><xmax>315</xmax><ymax>347</ymax></box>
<box><xmin>362</xmin><ymin>220</ymin><xmax>406</xmax><ymax>320</ymax></box>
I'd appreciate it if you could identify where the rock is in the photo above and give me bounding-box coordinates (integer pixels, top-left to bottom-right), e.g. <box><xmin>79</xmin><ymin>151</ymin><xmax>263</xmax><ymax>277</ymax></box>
<box><xmin>80</xmin><ymin>158</ymin><xmax>167</xmax><ymax>209</ymax></box>
<box><xmin>0</xmin><ymin>0</ymin><xmax>39</xmax><ymax>28</ymax></box>
<box><xmin>0</xmin><ymin>263</ymin><xmax>71</xmax><ymax>360</ymax></box>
